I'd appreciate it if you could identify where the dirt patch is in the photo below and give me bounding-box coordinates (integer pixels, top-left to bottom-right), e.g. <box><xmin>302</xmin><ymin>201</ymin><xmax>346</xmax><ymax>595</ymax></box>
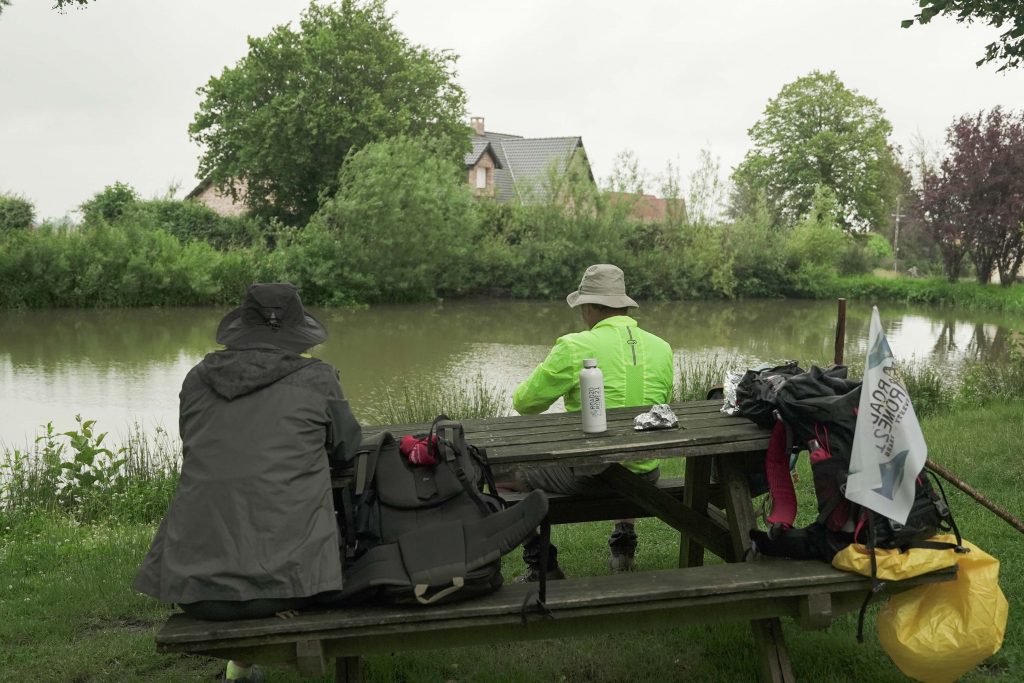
<box><xmin>82</xmin><ymin>615</ymin><xmax>157</xmax><ymax>635</ymax></box>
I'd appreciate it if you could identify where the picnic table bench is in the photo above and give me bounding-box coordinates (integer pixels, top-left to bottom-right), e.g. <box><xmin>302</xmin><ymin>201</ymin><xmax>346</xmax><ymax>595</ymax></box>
<box><xmin>155</xmin><ymin>400</ymin><xmax>958</xmax><ymax>682</ymax></box>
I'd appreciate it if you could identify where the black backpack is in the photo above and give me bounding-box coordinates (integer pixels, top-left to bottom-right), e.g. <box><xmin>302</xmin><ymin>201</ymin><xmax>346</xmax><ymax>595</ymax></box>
<box><xmin>337</xmin><ymin>417</ymin><xmax>548</xmax><ymax>606</ymax></box>
<box><xmin>732</xmin><ymin>360</ymin><xmax>805</xmax><ymax>428</ymax></box>
<box><xmin>745</xmin><ymin>366</ymin><xmax>965</xmax><ymax>555</ymax></box>
<box><xmin>743</xmin><ymin>366</ymin><xmax>965</xmax><ymax>639</ymax></box>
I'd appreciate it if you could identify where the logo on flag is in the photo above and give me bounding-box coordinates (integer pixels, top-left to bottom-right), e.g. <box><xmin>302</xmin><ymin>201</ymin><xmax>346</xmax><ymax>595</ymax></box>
<box><xmin>846</xmin><ymin>306</ymin><xmax>927</xmax><ymax>524</ymax></box>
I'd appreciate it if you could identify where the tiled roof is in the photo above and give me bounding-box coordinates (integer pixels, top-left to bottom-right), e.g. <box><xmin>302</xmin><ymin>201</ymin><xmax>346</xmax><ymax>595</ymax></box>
<box><xmin>464</xmin><ymin>140</ymin><xmax>503</xmax><ymax>169</ymax></box>
<box><xmin>468</xmin><ymin>132</ymin><xmax>585</xmax><ymax>204</ymax></box>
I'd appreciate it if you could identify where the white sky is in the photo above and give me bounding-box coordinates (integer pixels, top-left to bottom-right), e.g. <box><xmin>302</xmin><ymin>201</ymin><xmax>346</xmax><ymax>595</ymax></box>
<box><xmin>2</xmin><ymin>0</ymin><xmax>1023</xmax><ymax>220</ymax></box>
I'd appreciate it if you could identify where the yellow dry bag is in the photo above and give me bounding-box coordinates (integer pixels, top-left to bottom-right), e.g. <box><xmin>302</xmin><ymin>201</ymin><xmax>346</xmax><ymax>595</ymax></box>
<box><xmin>834</xmin><ymin>535</ymin><xmax>1008</xmax><ymax>683</ymax></box>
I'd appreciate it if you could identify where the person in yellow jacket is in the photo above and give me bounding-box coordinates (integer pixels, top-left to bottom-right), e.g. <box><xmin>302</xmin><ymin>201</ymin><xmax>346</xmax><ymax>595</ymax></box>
<box><xmin>510</xmin><ymin>264</ymin><xmax>674</xmax><ymax>581</ymax></box>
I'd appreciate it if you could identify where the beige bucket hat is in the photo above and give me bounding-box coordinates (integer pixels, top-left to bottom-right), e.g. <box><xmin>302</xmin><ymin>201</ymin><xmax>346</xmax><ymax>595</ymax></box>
<box><xmin>565</xmin><ymin>264</ymin><xmax>639</xmax><ymax>309</ymax></box>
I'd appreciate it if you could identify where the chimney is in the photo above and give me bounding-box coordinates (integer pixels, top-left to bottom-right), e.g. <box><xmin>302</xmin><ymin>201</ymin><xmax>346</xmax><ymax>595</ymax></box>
<box><xmin>470</xmin><ymin>116</ymin><xmax>485</xmax><ymax>136</ymax></box>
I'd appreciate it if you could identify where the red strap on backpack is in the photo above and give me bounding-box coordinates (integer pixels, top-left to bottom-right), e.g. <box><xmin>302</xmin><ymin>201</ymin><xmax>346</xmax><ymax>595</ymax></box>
<box><xmin>399</xmin><ymin>434</ymin><xmax>439</xmax><ymax>465</ymax></box>
<box><xmin>765</xmin><ymin>420</ymin><xmax>797</xmax><ymax>530</ymax></box>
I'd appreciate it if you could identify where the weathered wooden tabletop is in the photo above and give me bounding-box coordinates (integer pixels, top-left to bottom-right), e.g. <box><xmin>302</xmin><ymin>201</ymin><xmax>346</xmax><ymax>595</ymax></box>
<box><xmin>362</xmin><ymin>399</ymin><xmax>771</xmax><ymax>474</ymax></box>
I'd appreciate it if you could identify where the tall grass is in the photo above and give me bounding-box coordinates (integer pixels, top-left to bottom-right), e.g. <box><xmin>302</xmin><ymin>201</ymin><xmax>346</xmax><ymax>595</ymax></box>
<box><xmin>676</xmin><ymin>353</ymin><xmax>734</xmax><ymax>402</ymax></box>
<box><xmin>360</xmin><ymin>373</ymin><xmax>511</xmax><ymax>425</ymax></box>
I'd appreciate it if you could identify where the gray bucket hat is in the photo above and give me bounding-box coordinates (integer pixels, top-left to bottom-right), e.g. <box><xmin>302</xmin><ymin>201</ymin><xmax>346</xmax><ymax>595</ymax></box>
<box><xmin>565</xmin><ymin>264</ymin><xmax>639</xmax><ymax>309</ymax></box>
<box><xmin>216</xmin><ymin>283</ymin><xmax>327</xmax><ymax>353</ymax></box>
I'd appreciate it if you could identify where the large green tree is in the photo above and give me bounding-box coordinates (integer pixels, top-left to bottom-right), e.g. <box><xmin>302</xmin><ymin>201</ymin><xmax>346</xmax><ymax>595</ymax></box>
<box><xmin>189</xmin><ymin>0</ymin><xmax>468</xmax><ymax>225</ymax></box>
<box><xmin>904</xmin><ymin>1</ymin><xmax>1024</xmax><ymax>71</ymax></box>
<box><xmin>732</xmin><ymin>71</ymin><xmax>903</xmax><ymax>232</ymax></box>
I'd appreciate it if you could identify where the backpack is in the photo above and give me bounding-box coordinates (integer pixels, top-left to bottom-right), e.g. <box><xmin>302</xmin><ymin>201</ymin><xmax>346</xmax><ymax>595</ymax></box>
<box><xmin>740</xmin><ymin>366</ymin><xmax>962</xmax><ymax>553</ymax></box>
<box><xmin>337</xmin><ymin>416</ymin><xmax>549</xmax><ymax>606</ymax></box>
<box><xmin>731</xmin><ymin>360</ymin><xmax>805</xmax><ymax>427</ymax></box>
<box><xmin>743</xmin><ymin>366</ymin><xmax>964</xmax><ymax>637</ymax></box>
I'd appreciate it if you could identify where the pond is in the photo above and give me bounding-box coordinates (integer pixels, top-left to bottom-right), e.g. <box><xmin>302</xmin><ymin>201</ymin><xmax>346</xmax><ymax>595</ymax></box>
<box><xmin>2</xmin><ymin>298</ymin><xmax>1022</xmax><ymax>448</ymax></box>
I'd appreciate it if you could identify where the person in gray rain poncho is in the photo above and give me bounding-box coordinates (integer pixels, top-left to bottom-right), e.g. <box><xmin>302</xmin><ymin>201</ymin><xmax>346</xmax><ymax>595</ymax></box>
<box><xmin>134</xmin><ymin>283</ymin><xmax>362</xmax><ymax>683</ymax></box>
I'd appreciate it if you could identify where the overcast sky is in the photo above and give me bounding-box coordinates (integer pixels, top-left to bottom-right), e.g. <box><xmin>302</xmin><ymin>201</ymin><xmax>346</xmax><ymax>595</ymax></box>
<box><xmin>2</xmin><ymin>0</ymin><xmax>1024</xmax><ymax>220</ymax></box>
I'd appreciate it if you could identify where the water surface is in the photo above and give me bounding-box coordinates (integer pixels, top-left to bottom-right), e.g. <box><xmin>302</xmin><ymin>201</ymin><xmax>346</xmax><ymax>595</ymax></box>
<box><xmin>2</xmin><ymin>299</ymin><xmax>1021</xmax><ymax>447</ymax></box>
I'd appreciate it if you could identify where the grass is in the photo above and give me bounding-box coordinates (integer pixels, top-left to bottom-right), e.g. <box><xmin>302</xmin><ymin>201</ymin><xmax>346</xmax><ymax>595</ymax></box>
<box><xmin>1</xmin><ymin>364</ymin><xmax>1022</xmax><ymax>682</ymax></box>
<box><xmin>359</xmin><ymin>371</ymin><xmax>511</xmax><ymax>425</ymax></box>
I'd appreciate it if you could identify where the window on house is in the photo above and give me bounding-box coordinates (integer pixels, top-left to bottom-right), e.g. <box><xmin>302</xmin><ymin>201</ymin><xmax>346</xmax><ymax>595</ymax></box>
<box><xmin>476</xmin><ymin>166</ymin><xmax>487</xmax><ymax>189</ymax></box>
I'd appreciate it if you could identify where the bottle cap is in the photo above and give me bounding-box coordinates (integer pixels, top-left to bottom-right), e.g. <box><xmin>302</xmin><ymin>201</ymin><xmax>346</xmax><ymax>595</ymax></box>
<box><xmin>582</xmin><ymin>358</ymin><xmax>598</xmax><ymax>368</ymax></box>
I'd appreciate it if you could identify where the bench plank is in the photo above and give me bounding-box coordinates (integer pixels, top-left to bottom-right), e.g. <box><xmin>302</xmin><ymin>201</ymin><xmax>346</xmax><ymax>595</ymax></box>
<box><xmin>157</xmin><ymin>560</ymin><xmax>956</xmax><ymax>649</ymax></box>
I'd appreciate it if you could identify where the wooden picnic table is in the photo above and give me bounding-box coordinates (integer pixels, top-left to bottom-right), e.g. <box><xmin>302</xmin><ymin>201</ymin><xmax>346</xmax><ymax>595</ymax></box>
<box><xmin>362</xmin><ymin>400</ymin><xmax>770</xmax><ymax>566</ymax></box>
<box><xmin>157</xmin><ymin>400</ymin><xmax>957</xmax><ymax>682</ymax></box>
<box><xmin>363</xmin><ymin>400</ymin><xmax>799</xmax><ymax>679</ymax></box>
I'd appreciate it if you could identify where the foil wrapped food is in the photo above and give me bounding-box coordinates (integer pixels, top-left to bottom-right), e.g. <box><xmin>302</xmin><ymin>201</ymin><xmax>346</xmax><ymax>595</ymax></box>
<box><xmin>633</xmin><ymin>404</ymin><xmax>679</xmax><ymax>431</ymax></box>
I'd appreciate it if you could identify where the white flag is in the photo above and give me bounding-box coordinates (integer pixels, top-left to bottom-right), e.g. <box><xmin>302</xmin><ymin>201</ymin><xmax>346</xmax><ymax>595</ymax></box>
<box><xmin>846</xmin><ymin>306</ymin><xmax>927</xmax><ymax>525</ymax></box>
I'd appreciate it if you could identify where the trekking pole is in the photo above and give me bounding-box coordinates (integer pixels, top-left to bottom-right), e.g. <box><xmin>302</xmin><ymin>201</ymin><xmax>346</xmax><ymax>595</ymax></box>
<box><xmin>926</xmin><ymin>459</ymin><xmax>1024</xmax><ymax>535</ymax></box>
<box><xmin>834</xmin><ymin>298</ymin><xmax>846</xmax><ymax>365</ymax></box>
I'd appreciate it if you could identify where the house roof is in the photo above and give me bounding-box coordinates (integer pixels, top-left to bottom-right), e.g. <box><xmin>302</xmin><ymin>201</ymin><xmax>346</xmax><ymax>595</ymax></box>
<box><xmin>464</xmin><ymin>141</ymin><xmax>503</xmax><ymax>169</ymax></box>
<box><xmin>468</xmin><ymin>132</ymin><xmax>588</xmax><ymax>203</ymax></box>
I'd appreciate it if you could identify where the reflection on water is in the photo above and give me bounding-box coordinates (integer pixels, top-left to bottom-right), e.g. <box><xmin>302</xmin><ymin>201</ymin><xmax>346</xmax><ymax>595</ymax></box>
<box><xmin>3</xmin><ymin>299</ymin><xmax>1022</xmax><ymax>446</ymax></box>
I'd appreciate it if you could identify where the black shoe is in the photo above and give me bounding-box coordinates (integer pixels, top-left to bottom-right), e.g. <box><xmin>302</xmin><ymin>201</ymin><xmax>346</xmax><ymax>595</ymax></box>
<box><xmin>514</xmin><ymin>565</ymin><xmax>566</xmax><ymax>583</ymax></box>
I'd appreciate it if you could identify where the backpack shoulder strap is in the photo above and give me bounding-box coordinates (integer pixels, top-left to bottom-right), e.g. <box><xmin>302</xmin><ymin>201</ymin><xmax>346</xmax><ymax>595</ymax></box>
<box><xmin>764</xmin><ymin>420</ymin><xmax>797</xmax><ymax>532</ymax></box>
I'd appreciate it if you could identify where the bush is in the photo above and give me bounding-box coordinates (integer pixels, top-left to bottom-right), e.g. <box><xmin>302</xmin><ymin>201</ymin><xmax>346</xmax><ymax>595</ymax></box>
<box><xmin>306</xmin><ymin>136</ymin><xmax>481</xmax><ymax>303</ymax></box>
<box><xmin>79</xmin><ymin>181</ymin><xmax>139</xmax><ymax>225</ymax></box>
<box><xmin>133</xmin><ymin>199</ymin><xmax>264</xmax><ymax>250</ymax></box>
<box><xmin>0</xmin><ymin>193</ymin><xmax>35</xmax><ymax>231</ymax></box>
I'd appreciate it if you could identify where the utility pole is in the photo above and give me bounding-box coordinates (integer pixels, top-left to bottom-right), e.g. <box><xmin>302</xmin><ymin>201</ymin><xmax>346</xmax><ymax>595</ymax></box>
<box><xmin>891</xmin><ymin>197</ymin><xmax>903</xmax><ymax>273</ymax></box>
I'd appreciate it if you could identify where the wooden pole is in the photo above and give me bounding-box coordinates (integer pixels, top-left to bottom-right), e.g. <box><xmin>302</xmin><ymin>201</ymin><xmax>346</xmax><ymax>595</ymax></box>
<box><xmin>833</xmin><ymin>298</ymin><xmax>846</xmax><ymax>366</ymax></box>
<box><xmin>926</xmin><ymin>459</ymin><xmax>1024</xmax><ymax>535</ymax></box>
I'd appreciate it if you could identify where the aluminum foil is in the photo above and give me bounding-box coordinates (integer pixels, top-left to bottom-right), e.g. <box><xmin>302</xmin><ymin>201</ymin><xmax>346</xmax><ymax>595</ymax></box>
<box><xmin>633</xmin><ymin>404</ymin><xmax>679</xmax><ymax>431</ymax></box>
<box><xmin>721</xmin><ymin>370</ymin><xmax>744</xmax><ymax>415</ymax></box>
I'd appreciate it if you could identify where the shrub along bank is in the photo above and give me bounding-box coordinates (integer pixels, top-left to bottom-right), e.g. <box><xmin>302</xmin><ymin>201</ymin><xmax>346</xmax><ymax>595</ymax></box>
<box><xmin>2</xmin><ymin>144</ymin><xmax>1021</xmax><ymax>309</ymax></box>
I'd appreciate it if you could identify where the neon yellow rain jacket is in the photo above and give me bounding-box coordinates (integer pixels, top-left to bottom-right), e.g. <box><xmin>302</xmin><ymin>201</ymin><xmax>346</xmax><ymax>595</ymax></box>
<box><xmin>512</xmin><ymin>315</ymin><xmax>674</xmax><ymax>474</ymax></box>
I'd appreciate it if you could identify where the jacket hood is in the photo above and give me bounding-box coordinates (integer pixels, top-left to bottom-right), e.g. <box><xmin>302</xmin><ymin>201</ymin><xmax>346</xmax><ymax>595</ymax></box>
<box><xmin>197</xmin><ymin>345</ymin><xmax>319</xmax><ymax>400</ymax></box>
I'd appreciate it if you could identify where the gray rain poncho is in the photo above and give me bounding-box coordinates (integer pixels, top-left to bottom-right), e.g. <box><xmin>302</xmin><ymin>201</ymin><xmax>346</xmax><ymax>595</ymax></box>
<box><xmin>133</xmin><ymin>345</ymin><xmax>361</xmax><ymax>604</ymax></box>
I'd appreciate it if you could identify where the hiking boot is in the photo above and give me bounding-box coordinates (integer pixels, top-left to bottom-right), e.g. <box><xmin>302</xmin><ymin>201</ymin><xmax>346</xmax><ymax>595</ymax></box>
<box><xmin>608</xmin><ymin>521</ymin><xmax>638</xmax><ymax>573</ymax></box>
<box><xmin>514</xmin><ymin>565</ymin><xmax>566</xmax><ymax>583</ymax></box>
<box><xmin>608</xmin><ymin>552</ymin><xmax>636</xmax><ymax>573</ymax></box>
<box><xmin>225</xmin><ymin>663</ymin><xmax>266</xmax><ymax>683</ymax></box>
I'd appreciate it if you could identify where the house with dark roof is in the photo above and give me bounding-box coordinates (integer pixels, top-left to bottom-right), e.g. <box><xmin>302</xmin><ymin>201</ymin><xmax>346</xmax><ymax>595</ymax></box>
<box><xmin>465</xmin><ymin>117</ymin><xmax>594</xmax><ymax>204</ymax></box>
<box><xmin>186</xmin><ymin>117</ymin><xmax>594</xmax><ymax>216</ymax></box>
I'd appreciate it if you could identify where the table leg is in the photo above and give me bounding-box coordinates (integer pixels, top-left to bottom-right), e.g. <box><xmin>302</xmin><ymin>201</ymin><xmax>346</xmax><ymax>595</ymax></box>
<box><xmin>720</xmin><ymin>457</ymin><xmax>795</xmax><ymax>683</ymax></box>
<box><xmin>680</xmin><ymin>455</ymin><xmax>712</xmax><ymax>568</ymax></box>
<box><xmin>594</xmin><ymin>464</ymin><xmax>731</xmax><ymax>561</ymax></box>
<box><xmin>335</xmin><ymin>655</ymin><xmax>363</xmax><ymax>682</ymax></box>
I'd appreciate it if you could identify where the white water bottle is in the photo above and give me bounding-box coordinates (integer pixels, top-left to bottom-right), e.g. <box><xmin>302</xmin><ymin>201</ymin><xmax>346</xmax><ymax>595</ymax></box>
<box><xmin>580</xmin><ymin>358</ymin><xmax>607</xmax><ymax>434</ymax></box>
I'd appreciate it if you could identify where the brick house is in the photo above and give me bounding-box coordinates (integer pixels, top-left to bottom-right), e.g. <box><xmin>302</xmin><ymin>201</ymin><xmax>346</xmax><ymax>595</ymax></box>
<box><xmin>183</xmin><ymin>177</ymin><xmax>249</xmax><ymax>217</ymax></box>
<box><xmin>465</xmin><ymin>116</ymin><xmax>595</xmax><ymax>204</ymax></box>
<box><xmin>186</xmin><ymin>117</ymin><xmax>595</xmax><ymax>215</ymax></box>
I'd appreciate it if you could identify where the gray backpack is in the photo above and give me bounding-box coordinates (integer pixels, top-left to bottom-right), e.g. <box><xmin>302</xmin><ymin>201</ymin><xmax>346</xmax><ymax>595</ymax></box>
<box><xmin>338</xmin><ymin>417</ymin><xmax>548</xmax><ymax>605</ymax></box>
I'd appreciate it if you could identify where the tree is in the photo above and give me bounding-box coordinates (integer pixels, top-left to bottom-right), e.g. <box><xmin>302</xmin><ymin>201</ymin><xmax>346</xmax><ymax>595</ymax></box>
<box><xmin>0</xmin><ymin>1</ymin><xmax>91</xmax><ymax>16</ymax></box>
<box><xmin>0</xmin><ymin>193</ymin><xmax>35</xmax><ymax>231</ymax></box>
<box><xmin>917</xmin><ymin>169</ymin><xmax>970</xmax><ymax>281</ymax></box>
<box><xmin>190</xmin><ymin>0</ymin><xmax>468</xmax><ymax>226</ymax></box>
<box><xmin>295</xmin><ymin>136</ymin><xmax>479</xmax><ymax>303</ymax></box>
<box><xmin>79</xmin><ymin>181</ymin><xmax>139</xmax><ymax>224</ymax></box>
<box><xmin>732</xmin><ymin>71</ymin><xmax>903</xmax><ymax>232</ymax></box>
<box><xmin>903</xmin><ymin>1</ymin><xmax>1024</xmax><ymax>71</ymax></box>
<box><xmin>918</xmin><ymin>107</ymin><xmax>1024</xmax><ymax>284</ymax></box>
